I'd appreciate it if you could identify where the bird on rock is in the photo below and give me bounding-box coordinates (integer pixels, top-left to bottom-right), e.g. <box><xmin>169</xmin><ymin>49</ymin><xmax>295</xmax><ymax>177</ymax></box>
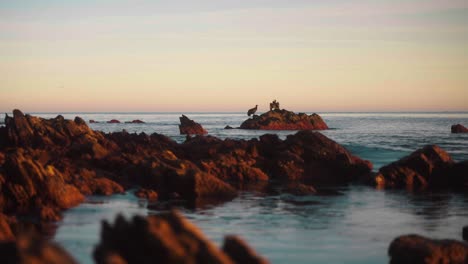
<box><xmin>247</xmin><ymin>105</ymin><xmax>258</xmax><ymax>116</ymax></box>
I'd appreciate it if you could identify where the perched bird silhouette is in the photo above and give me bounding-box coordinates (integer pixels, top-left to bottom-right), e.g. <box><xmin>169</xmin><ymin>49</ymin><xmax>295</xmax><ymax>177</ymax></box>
<box><xmin>247</xmin><ymin>105</ymin><xmax>258</xmax><ymax>116</ymax></box>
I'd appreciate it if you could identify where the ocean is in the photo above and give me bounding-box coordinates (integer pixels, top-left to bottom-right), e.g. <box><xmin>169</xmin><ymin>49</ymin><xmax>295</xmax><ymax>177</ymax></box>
<box><xmin>20</xmin><ymin>112</ymin><xmax>468</xmax><ymax>263</ymax></box>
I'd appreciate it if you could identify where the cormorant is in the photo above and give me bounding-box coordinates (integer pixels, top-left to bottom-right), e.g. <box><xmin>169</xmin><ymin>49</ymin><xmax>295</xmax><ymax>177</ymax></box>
<box><xmin>247</xmin><ymin>105</ymin><xmax>258</xmax><ymax>116</ymax></box>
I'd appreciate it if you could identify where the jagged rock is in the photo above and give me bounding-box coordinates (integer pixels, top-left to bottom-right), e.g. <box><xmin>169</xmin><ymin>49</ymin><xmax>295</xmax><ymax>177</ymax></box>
<box><xmin>93</xmin><ymin>211</ymin><xmax>266</xmax><ymax>264</ymax></box>
<box><xmin>388</xmin><ymin>234</ymin><xmax>468</xmax><ymax>264</ymax></box>
<box><xmin>0</xmin><ymin>110</ymin><xmax>373</xmax><ymax>223</ymax></box>
<box><xmin>374</xmin><ymin>145</ymin><xmax>467</xmax><ymax>189</ymax></box>
<box><xmin>179</xmin><ymin>115</ymin><xmax>207</xmax><ymax>135</ymax></box>
<box><xmin>240</xmin><ymin>109</ymin><xmax>328</xmax><ymax>130</ymax></box>
<box><xmin>451</xmin><ymin>124</ymin><xmax>468</xmax><ymax>133</ymax></box>
<box><xmin>107</xmin><ymin>119</ymin><xmax>120</xmax><ymax>124</ymax></box>
<box><xmin>1</xmin><ymin>149</ymin><xmax>84</xmax><ymax>220</ymax></box>
<box><xmin>0</xmin><ymin>235</ymin><xmax>78</xmax><ymax>264</ymax></box>
<box><xmin>257</xmin><ymin>131</ymin><xmax>372</xmax><ymax>183</ymax></box>
<box><xmin>0</xmin><ymin>213</ymin><xmax>15</xmax><ymax>241</ymax></box>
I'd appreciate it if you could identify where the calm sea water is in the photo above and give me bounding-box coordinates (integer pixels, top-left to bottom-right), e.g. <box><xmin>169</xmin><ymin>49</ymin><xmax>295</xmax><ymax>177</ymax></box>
<box><xmin>15</xmin><ymin>112</ymin><xmax>468</xmax><ymax>264</ymax></box>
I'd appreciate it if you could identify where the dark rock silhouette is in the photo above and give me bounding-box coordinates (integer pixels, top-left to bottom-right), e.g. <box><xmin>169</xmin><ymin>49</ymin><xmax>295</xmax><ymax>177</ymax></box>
<box><xmin>225</xmin><ymin>125</ymin><xmax>234</xmax><ymax>129</ymax></box>
<box><xmin>451</xmin><ymin>124</ymin><xmax>468</xmax><ymax>133</ymax></box>
<box><xmin>107</xmin><ymin>119</ymin><xmax>120</xmax><ymax>124</ymax></box>
<box><xmin>93</xmin><ymin>211</ymin><xmax>268</xmax><ymax>264</ymax></box>
<box><xmin>125</xmin><ymin>119</ymin><xmax>145</xmax><ymax>124</ymax></box>
<box><xmin>0</xmin><ymin>234</ymin><xmax>79</xmax><ymax>264</ymax></box>
<box><xmin>89</xmin><ymin>119</ymin><xmax>99</xmax><ymax>123</ymax></box>
<box><xmin>388</xmin><ymin>234</ymin><xmax>468</xmax><ymax>264</ymax></box>
<box><xmin>179</xmin><ymin>115</ymin><xmax>207</xmax><ymax>135</ymax></box>
<box><xmin>240</xmin><ymin>109</ymin><xmax>328</xmax><ymax>130</ymax></box>
<box><xmin>223</xmin><ymin>235</ymin><xmax>269</xmax><ymax>264</ymax></box>
<box><xmin>464</xmin><ymin>226</ymin><xmax>468</xmax><ymax>242</ymax></box>
<box><xmin>374</xmin><ymin>145</ymin><xmax>467</xmax><ymax>190</ymax></box>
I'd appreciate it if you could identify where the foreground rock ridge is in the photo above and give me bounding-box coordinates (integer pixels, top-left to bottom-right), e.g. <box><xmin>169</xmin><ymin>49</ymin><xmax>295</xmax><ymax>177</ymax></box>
<box><xmin>0</xmin><ymin>211</ymin><xmax>267</xmax><ymax>264</ymax></box>
<box><xmin>94</xmin><ymin>210</ymin><xmax>268</xmax><ymax>264</ymax></box>
<box><xmin>240</xmin><ymin>109</ymin><xmax>328</xmax><ymax>130</ymax></box>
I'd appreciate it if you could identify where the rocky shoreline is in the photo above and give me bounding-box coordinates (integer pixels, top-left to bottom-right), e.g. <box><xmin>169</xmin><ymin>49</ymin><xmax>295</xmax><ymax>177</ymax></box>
<box><xmin>0</xmin><ymin>110</ymin><xmax>467</xmax><ymax>263</ymax></box>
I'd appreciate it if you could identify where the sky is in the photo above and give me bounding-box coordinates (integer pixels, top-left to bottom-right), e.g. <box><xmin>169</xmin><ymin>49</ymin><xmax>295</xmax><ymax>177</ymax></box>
<box><xmin>1</xmin><ymin>0</ymin><xmax>467</xmax><ymax>112</ymax></box>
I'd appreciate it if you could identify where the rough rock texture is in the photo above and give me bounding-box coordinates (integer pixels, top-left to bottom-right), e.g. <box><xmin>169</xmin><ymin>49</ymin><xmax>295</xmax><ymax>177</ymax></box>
<box><xmin>93</xmin><ymin>211</ymin><xmax>267</xmax><ymax>264</ymax></box>
<box><xmin>374</xmin><ymin>145</ymin><xmax>468</xmax><ymax>190</ymax></box>
<box><xmin>1</xmin><ymin>148</ymin><xmax>85</xmax><ymax>220</ymax></box>
<box><xmin>179</xmin><ymin>115</ymin><xmax>208</xmax><ymax>135</ymax></box>
<box><xmin>240</xmin><ymin>109</ymin><xmax>328</xmax><ymax>130</ymax></box>
<box><xmin>0</xmin><ymin>213</ymin><xmax>15</xmax><ymax>241</ymax></box>
<box><xmin>389</xmin><ymin>234</ymin><xmax>468</xmax><ymax>264</ymax></box>
<box><xmin>0</xmin><ymin>110</ymin><xmax>373</xmax><ymax>223</ymax></box>
<box><xmin>451</xmin><ymin>124</ymin><xmax>468</xmax><ymax>133</ymax></box>
<box><xmin>0</xmin><ymin>235</ymin><xmax>79</xmax><ymax>264</ymax></box>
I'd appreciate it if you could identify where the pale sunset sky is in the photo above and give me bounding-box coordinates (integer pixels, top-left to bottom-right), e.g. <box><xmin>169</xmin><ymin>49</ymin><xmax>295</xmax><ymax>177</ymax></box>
<box><xmin>1</xmin><ymin>0</ymin><xmax>467</xmax><ymax>112</ymax></box>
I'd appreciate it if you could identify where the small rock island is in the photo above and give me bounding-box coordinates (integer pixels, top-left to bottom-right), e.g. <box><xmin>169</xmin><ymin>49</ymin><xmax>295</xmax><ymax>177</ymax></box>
<box><xmin>240</xmin><ymin>101</ymin><xmax>328</xmax><ymax>130</ymax></box>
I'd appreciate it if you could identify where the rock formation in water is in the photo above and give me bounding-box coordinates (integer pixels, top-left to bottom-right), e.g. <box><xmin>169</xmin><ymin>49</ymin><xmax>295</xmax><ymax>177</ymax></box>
<box><xmin>388</xmin><ymin>234</ymin><xmax>468</xmax><ymax>264</ymax></box>
<box><xmin>179</xmin><ymin>115</ymin><xmax>208</xmax><ymax>135</ymax></box>
<box><xmin>93</xmin><ymin>210</ymin><xmax>268</xmax><ymax>264</ymax></box>
<box><xmin>125</xmin><ymin>119</ymin><xmax>145</xmax><ymax>124</ymax></box>
<box><xmin>0</xmin><ymin>109</ymin><xmax>372</xmax><ymax>223</ymax></box>
<box><xmin>107</xmin><ymin>119</ymin><xmax>120</xmax><ymax>124</ymax></box>
<box><xmin>374</xmin><ymin>145</ymin><xmax>468</xmax><ymax>190</ymax></box>
<box><xmin>451</xmin><ymin>124</ymin><xmax>468</xmax><ymax>133</ymax></box>
<box><xmin>240</xmin><ymin>109</ymin><xmax>328</xmax><ymax>130</ymax></box>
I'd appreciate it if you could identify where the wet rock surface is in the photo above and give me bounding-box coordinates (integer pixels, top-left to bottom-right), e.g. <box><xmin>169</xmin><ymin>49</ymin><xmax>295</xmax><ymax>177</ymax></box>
<box><xmin>240</xmin><ymin>109</ymin><xmax>328</xmax><ymax>130</ymax></box>
<box><xmin>0</xmin><ymin>110</ymin><xmax>372</xmax><ymax>224</ymax></box>
<box><xmin>388</xmin><ymin>234</ymin><xmax>468</xmax><ymax>264</ymax></box>
<box><xmin>374</xmin><ymin>145</ymin><xmax>467</xmax><ymax>190</ymax></box>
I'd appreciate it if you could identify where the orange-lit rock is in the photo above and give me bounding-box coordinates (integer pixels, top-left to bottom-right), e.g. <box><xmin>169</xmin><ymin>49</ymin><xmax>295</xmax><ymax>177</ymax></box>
<box><xmin>451</xmin><ymin>124</ymin><xmax>468</xmax><ymax>133</ymax></box>
<box><xmin>240</xmin><ymin>109</ymin><xmax>328</xmax><ymax>130</ymax></box>
<box><xmin>179</xmin><ymin>115</ymin><xmax>207</xmax><ymax>135</ymax></box>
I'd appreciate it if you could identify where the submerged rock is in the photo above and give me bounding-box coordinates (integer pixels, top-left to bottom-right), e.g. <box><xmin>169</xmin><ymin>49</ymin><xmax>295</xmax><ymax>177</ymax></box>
<box><xmin>388</xmin><ymin>234</ymin><xmax>468</xmax><ymax>264</ymax></box>
<box><xmin>374</xmin><ymin>145</ymin><xmax>467</xmax><ymax>190</ymax></box>
<box><xmin>179</xmin><ymin>115</ymin><xmax>207</xmax><ymax>135</ymax></box>
<box><xmin>240</xmin><ymin>109</ymin><xmax>328</xmax><ymax>130</ymax></box>
<box><xmin>451</xmin><ymin>124</ymin><xmax>468</xmax><ymax>133</ymax></box>
<box><xmin>125</xmin><ymin>119</ymin><xmax>145</xmax><ymax>124</ymax></box>
<box><xmin>93</xmin><ymin>211</ymin><xmax>267</xmax><ymax>264</ymax></box>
